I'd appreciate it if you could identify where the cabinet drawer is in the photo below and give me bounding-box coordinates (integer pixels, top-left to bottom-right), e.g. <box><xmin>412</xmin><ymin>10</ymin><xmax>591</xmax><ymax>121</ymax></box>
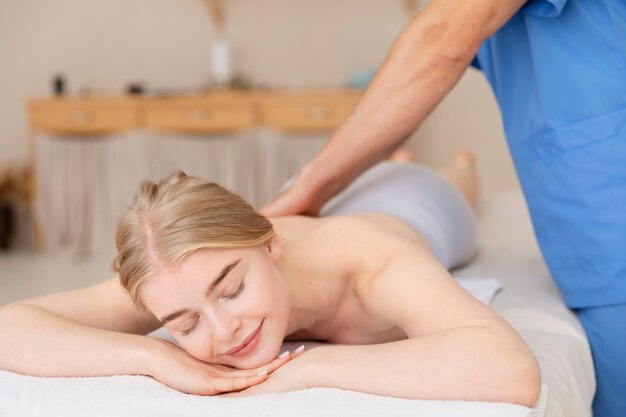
<box><xmin>144</xmin><ymin>96</ymin><xmax>256</xmax><ymax>133</ymax></box>
<box><xmin>258</xmin><ymin>91</ymin><xmax>361</xmax><ymax>132</ymax></box>
<box><xmin>28</xmin><ymin>98</ymin><xmax>139</xmax><ymax>134</ymax></box>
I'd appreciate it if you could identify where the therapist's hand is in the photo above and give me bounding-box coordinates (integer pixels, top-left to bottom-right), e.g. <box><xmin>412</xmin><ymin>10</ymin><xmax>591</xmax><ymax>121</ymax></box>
<box><xmin>259</xmin><ymin>178</ymin><xmax>320</xmax><ymax>217</ymax></box>
<box><xmin>260</xmin><ymin>163</ymin><xmax>343</xmax><ymax>217</ymax></box>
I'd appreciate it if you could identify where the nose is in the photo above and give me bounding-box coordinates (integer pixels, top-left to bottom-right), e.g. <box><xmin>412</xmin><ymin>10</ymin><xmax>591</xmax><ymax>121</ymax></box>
<box><xmin>203</xmin><ymin>306</ymin><xmax>242</xmax><ymax>343</ymax></box>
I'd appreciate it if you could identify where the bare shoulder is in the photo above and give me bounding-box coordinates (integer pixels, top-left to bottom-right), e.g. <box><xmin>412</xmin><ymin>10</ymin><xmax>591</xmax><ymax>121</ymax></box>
<box><xmin>345</xmin><ymin>228</ymin><xmax>506</xmax><ymax>339</ymax></box>
<box><xmin>313</xmin><ymin>212</ymin><xmax>430</xmax><ymax>248</ymax></box>
<box><xmin>307</xmin><ymin>215</ymin><xmax>506</xmax><ymax>338</ymax></box>
<box><xmin>275</xmin><ymin>212</ymin><xmax>438</xmax><ymax>310</ymax></box>
<box><xmin>308</xmin><ymin>213</ymin><xmax>436</xmax><ymax>291</ymax></box>
<box><xmin>285</xmin><ymin>213</ymin><xmax>434</xmax><ymax>286</ymax></box>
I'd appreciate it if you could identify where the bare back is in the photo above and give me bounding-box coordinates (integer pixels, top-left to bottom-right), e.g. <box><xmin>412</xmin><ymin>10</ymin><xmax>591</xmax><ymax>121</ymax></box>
<box><xmin>272</xmin><ymin>213</ymin><xmax>441</xmax><ymax>345</ymax></box>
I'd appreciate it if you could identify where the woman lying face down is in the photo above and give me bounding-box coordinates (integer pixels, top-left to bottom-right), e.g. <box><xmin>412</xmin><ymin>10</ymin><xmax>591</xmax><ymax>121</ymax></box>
<box><xmin>110</xmin><ymin>168</ymin><xmax>541</xmax><ymax>405</ymax></box>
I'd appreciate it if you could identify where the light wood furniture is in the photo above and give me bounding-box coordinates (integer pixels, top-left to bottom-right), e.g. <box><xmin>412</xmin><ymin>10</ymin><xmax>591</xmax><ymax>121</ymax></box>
<box><xmin>143</xmin><ymin>93</ymin><xmax>256</xmax><ymax>133</ymax></box>
<box><xmin>27</xmin><ymin>90</ymin><xmax>361</xmax><ymax>253</ymax></box>
<box><xmin>257</xmin><ymin>91</ymin><xmax>360</xmax><ymax>132</ymax></box>
<box><xmin>28</xmin><ymin>90</ymin><xmax>361</xmax><ymax>133</ymax></box>
<box><xmin>28</xmin><ymin>97</ymin><xmax>141</xmax><ymax>135</ymax></box>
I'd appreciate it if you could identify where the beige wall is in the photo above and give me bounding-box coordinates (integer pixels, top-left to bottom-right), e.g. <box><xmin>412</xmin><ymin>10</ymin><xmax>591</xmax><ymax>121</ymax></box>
<box><xmin>0</xmin><ymin>0</ymin><xmax>518</xmax><ymax>197</ymax></box>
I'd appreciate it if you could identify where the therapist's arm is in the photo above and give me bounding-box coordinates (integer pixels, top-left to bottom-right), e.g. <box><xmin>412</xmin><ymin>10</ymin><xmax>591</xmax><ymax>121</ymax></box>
<box><xmin>261</xmin><ymin>0</ymin><xmax>526</xmax><ymax>217</ymax></box>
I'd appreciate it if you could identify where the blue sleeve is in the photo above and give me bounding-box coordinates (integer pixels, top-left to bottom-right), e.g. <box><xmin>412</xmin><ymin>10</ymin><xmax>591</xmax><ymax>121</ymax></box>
<box><xmin>522</xmin><ymin>0</ymin><xmax>568</xmax><ymax>17</ymax></box>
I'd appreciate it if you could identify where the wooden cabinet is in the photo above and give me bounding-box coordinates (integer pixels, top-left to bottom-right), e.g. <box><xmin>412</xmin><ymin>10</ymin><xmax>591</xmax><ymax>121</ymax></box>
<box><xmin>144</xmin><ymin>94</ymin><xmax>257</xmax><ymax>133</ymax></box>
<box><xmin>257</xmin><ymin>91</ymin><xmax>359</xmax><ymax>132</ymax></box>
<box><xmin>28</xmin><ymin>97</ymin><xmax>140</xmax><ymax>134</ymax></box>
<box><xmin>28</xmin><ymin>91</ymin><xmax>361</xmax><ymax>133</ymax></box>
<box><xmin>27</xmin><ymin>90</ymin><xmax>361</xmax><ymax>253</ymax></box>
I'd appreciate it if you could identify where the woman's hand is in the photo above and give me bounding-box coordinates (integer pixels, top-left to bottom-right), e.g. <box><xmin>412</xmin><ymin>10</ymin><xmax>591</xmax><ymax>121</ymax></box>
<box><xmin>221</xmin><ymin>345</ymin><xmax>314</xmax><ymax>397</ymax></box>
<box><xmin>145</xmin><ymin>338</ymin><xmax>302</xmax><ymax>396</ymax></box>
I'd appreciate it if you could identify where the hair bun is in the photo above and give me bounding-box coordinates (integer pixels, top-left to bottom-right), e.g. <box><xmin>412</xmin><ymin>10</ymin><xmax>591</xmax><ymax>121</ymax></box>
<box><xmin>160</xmin><ymin>170</ymin><xmax>188</xmax><ymax>188</ymax></box>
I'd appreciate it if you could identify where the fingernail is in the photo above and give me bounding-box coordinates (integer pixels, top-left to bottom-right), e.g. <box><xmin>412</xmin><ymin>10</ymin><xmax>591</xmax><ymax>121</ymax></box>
<box><xmin>256</xmin><ymin>370</ymin><xmax>268</xmax><ymax>376</ymax></box>
<box><xmin>295</xmin><ymin>345</ymin><xmax>305</xmax><ymax>353</ymax></box>
<box><xmin>278</xmin><ymin>350</ymin><xmax>289</xmax><ymax>359</ymax></box>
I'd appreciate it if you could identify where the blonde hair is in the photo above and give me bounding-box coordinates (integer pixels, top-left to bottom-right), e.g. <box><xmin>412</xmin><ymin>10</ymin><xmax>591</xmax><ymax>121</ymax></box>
<box><xmin>112</xmin><ymin>171</ymin><xmax>275</xmax><ymax>309</ymax></box>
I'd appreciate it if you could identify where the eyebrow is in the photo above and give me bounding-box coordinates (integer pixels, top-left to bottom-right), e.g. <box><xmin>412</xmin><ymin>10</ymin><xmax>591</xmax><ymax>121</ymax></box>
<box><xmin>158</xmin><ymin>258</ymin><xmax>241</xmax><ymax>326</ymax></box>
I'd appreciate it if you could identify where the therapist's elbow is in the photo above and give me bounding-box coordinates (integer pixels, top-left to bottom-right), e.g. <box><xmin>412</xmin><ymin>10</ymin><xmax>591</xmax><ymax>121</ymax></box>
<box><xmin>404</xmin><ymin>16</ymin><xmax>478</xmax><ymax>66</ymax></box>
<box><xmin>404</xmin><ymin>2</ymin><xmax>487</xmax><ymax>63</ymax></box>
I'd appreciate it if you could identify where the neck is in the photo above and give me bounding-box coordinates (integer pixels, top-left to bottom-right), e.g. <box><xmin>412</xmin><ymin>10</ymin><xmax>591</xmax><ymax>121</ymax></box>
<box><xmin>271</xmin><ymin>219</ymin><xmax>329</xmax><ymax>337</ymax></box>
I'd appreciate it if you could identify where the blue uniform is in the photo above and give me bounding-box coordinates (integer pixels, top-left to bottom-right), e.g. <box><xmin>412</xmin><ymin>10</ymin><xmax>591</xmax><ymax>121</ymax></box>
<box><xmin>470</xmin><ymin>0</ymin><xmax>626</xmax><ymax>415</ymax></box>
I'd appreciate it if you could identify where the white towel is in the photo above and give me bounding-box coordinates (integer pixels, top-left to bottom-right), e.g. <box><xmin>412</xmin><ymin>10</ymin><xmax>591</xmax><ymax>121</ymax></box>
<box><xmin>0</xmin><ymin>368</ymin><xmax>537</xmax><ymax>417</ymax></box>
<box><xmin>455</xmin><ymin>276</ymin><xmax>504</xmax><ymax>305</ymax></box>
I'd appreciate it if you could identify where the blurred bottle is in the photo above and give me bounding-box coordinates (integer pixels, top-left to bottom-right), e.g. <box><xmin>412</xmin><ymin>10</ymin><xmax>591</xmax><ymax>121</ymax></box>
<box><xmin>211</xmin><ymin>36</ymin><xmax>233</xmax><ymax>88</ymax></box>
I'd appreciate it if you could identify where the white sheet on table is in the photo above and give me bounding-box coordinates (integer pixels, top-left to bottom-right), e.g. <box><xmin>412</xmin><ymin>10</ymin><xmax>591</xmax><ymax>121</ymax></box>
<box><xmin>0</xmin><ymin>369</ymin><xmax>539</xmax><ymax>417</ymax></box>
<box><xmin>455</xmin><ymin>276</ymin><xmax>504</xmax><ymax>305</ymax></box>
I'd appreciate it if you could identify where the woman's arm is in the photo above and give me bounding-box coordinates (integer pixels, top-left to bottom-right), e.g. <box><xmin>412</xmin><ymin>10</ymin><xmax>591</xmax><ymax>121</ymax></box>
<box><xmin>0</xmin><ymin>303</ymin><xmax>159</xmax><ymax>377</ymax></box>
<box><xmin>0</xmin><ymin>277</ymin><xmax>293</xmax><ymax>394</ymax></box>
<box><xmin>0</xmin><ymin>276</ymin><xmax>161</xmax><ymax>377</ymax></box>
<box><xmin>302</xmin><ymin>245</ymin><xmax>540</xmax><ymax>406</ymax></box>
<box><xmin>302</xmin><ymin>327</ymin><xmax>539</xmax><ymax>406</ymax></box>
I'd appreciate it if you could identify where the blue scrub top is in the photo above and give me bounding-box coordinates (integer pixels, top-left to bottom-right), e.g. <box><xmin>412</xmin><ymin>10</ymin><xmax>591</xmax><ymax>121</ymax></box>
<box><xmin>471</xmin><ymin>0</ymin><xmax>626</xmax><ymax>307</ymax></box>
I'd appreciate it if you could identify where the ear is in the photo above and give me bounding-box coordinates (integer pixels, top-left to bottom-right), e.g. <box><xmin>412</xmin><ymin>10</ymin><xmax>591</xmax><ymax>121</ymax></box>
<box><xmin>265</xmin><ymin>235</ymin><xmax>282</xmax><ymax>262</ymax></box>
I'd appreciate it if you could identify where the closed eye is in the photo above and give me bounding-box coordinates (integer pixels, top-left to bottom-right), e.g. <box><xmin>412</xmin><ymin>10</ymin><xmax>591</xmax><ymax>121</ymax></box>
<box><xmin>223</xmin><ymin>279</ymin><xmax>246</xmax><ymax>301</ymax></box>
<box><xmin>179</xmin><ymin>279</ymin><xmax>246</xmax><ymax>336</ymax></box>
<box><xmin>180</xmin><ymin>314</ymin><xmax>199</xmax><ymax>336</ymax></box>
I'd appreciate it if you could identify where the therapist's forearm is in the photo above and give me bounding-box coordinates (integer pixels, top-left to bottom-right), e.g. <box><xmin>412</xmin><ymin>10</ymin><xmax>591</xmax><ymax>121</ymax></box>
<box><xmin>302</xmin><ymin>0</ymin><xmax>522</xmax><ymax>195</ymax></box>
<box><xmin>0</xmin><ymin>304</ymin><xmax>154</xmax><ymax>377</ymax></box>
<box><xmin>304</xmin><ymin>327</ymin><xmax>541</xmax><ymax>406</ymax></box>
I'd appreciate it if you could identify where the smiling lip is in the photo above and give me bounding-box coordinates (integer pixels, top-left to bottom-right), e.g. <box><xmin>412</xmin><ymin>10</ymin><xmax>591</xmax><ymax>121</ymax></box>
<box><xmin>226</xmin><ymin>320</ymin><xmax>264</xmax><ymax>357</ymax></box>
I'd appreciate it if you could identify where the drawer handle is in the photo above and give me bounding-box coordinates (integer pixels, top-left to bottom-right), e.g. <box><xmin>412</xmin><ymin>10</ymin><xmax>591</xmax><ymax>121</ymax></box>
<box><xmin>71</xmin><ymin>109</ymin><xmax>92</xmax><ymax>125</ymax></box>
<box><xmin>308</xmin><ymin>106</ymin><xmax>330</xmax><ymax>122</ymax></box>
<box><xmin>186</xmin><ymin>108</ymin><xmax>208</xmax><ymax>124</ymax></box>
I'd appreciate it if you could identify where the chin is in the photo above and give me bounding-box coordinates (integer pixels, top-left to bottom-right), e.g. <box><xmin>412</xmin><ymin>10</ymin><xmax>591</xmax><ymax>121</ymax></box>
<box><xmin>235</xmin><ymin>350</ymin><xmax>274</xmax><ymax>369</ymax></box>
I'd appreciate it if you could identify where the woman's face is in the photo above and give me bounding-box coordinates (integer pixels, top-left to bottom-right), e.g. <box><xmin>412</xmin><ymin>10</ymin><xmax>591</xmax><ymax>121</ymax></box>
<box><xmin>139</xmin><ymin>239</ymin><xmax>291</xmax><ymax>369</ymax></box>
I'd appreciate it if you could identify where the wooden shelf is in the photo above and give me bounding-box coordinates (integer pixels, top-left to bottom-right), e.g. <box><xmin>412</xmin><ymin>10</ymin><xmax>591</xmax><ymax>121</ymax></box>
<box><xmin>256</xmin><ymin>91</ymin><xmax>361</xmax><ymax>132</ymax></box>
<box><xmin>143</xmin><ymin>94</ymin><xmax>256</xmax><ymax>133</ymax></box>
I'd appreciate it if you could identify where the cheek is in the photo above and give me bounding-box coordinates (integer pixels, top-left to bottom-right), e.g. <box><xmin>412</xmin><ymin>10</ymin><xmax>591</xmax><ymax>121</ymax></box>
<box><xmin>175</xmin><ymin>330</ymin><xmax>215</xmax><ymax>363</ymax></box>
<box><xmin>252</xmin><ymin>273</ymin><xmax>289</xmax><ymax>314</ymax></box>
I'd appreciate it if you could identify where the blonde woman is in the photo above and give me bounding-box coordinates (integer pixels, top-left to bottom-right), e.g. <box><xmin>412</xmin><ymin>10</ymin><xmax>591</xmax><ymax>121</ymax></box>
<box><xmin>0</xmin><ymin>150</ymin><xmax>540</xmax><ymax>405</ymax></box>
